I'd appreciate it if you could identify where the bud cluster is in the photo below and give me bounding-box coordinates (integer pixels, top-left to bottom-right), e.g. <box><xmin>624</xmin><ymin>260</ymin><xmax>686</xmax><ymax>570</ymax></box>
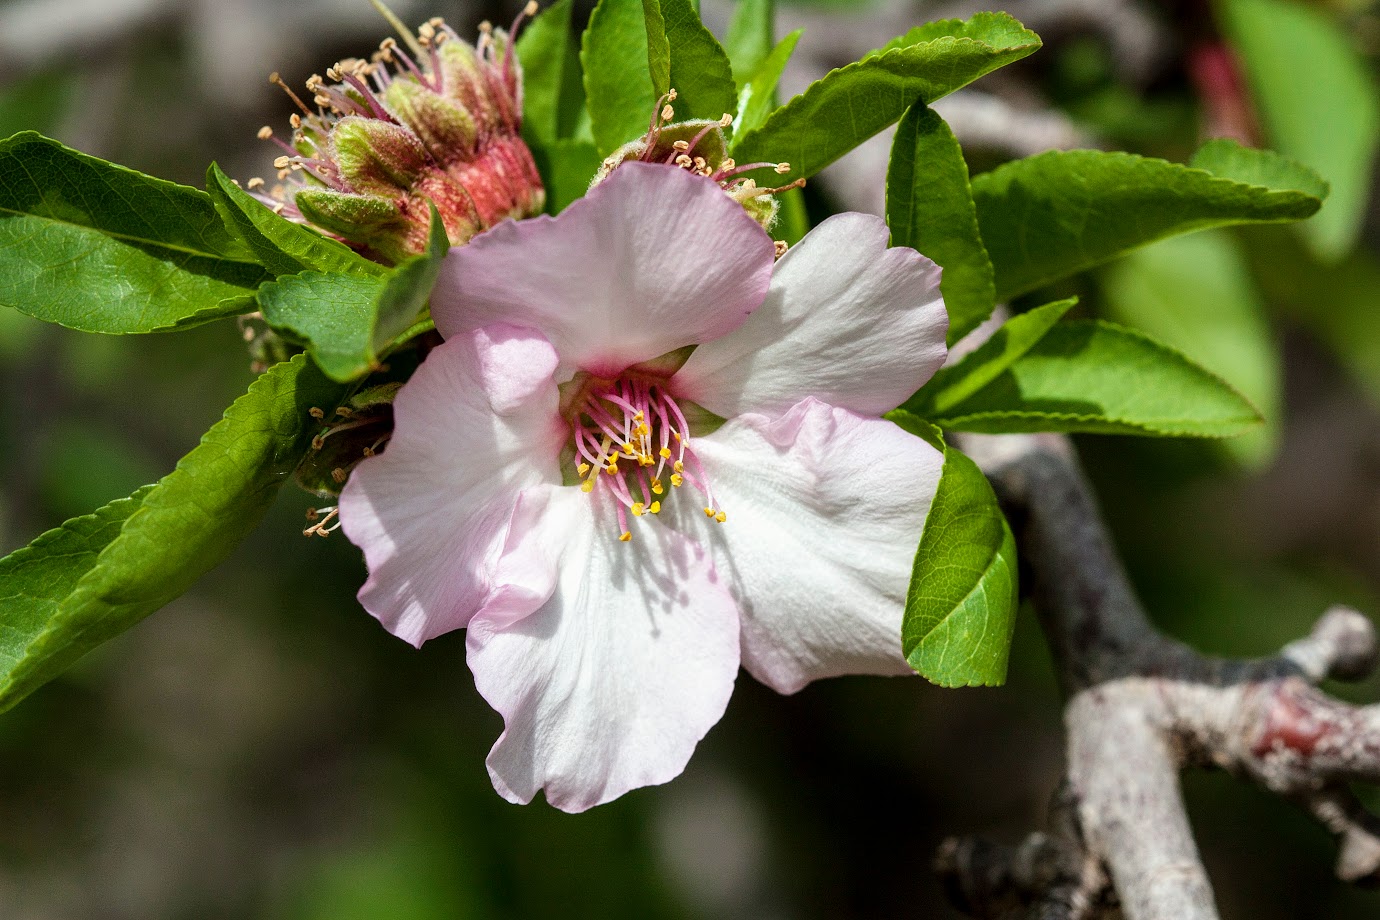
<box><xmin>592</xmin><ymin>91</ymin><xmax>804</xmax><ymax>239</ymax></box>
<box><xmin>256</xmin><ymin>9</ymin><xmax>545</xmax><ymax>263</ymax></box>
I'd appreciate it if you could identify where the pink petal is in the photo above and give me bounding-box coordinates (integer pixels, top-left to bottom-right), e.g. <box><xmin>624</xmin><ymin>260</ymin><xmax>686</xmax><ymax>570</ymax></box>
<box><xmin>339</xmin><ymin>324</ymin><xmax>567</xmax><ymax>646</ymax></box>
<box><xmin>673</xmin><ymin>213</ymin><xmax>948</xmax><ymax>418</ymax></box>
<box><xmin>675</xmin><ymin>397</ymin><xmax>944</xmax><ymax>694</ymax></box>
<box><xmin>467</xmin><ymin>487</ymin><xmax>741</xmax><ymax>813</ymax></box>
<box><xmin>431</xmin><ymin>163</ymin><xmax>776</xmax><ymax>379</ymax></box>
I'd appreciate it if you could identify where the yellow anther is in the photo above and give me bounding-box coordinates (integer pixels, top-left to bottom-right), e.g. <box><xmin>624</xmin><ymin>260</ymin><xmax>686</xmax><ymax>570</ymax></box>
<box><xmin>704</xmin><ymin>507</ymin><xmax>716</xmax><ymax>518</ymax></box>
<box><xmin>606</xmin><ymin>463</ymin><xmax>619</xmax><ymax>475</ymax></box>
<box><xmin>715</xmin><ymin>511</ymin><xmax>727</xmax><ymax>524</ymax></box>
<box><xmin>619</xmin><ymin>531</ymin><xmax>633</xmax><ymax>542</ymax></box>
<box><xmin>640</xmin><ymin>455</ymin><xmax>655</xmax><ymax>467</ymax></box>
<box><xmin>580</xmin><ymin>479</ymin><xmax>595</xmax><ymax>493</ymax></box>
<box><xmin>651</xmin><ymin>480</ymin><xmax>664</xmax><ymax>495</ymax></box>
<box><xmin>659</xmin><ymin>447</ymin><xmax>671</xmax><ymax>459</ymax></box>
<box><xmin>636</xmin><ymin>423</ymin><xmax>650</xmax><ymax>436</ymax></box>
<box><xmin>650</xmin><ymin>501</ymin><xmax>661</xmax><ymax>514</ymax></box>
<box><xmin>672</xmin><ymin>432</ymin><xmax>682</xmax><ymax>441</ymax></box>
<box><xmin>257</xmin><ymin>125</ymin><xmax>273</xmax><ymax>140</ymax></box>
<box><xmin>631</xmin><ymin>502</ymin><xmax>646</xmax><ymax>517</ymax></box>
<box><xmin>634</xmin><ymin>411</ymin><xmax>645</xmax><ymax>421</ymax></box>
<box><xmin>622</xmin><ymin>442</ymin><xmax>636</xmax><ymax>453</ymax></box>
<box><xmin>671</xmin><ymin>473</ymin><xmax>684</xmax><ymax>487</ymax></box>
<box><xmin>577</xmin><ymin>462</ymin><xmax>590</xmax><ymax>475</ymax></box>
<box><xmin>673</xmin><ymin>460</ymin><xmax>684</xmax><ymax>473</ymax></box>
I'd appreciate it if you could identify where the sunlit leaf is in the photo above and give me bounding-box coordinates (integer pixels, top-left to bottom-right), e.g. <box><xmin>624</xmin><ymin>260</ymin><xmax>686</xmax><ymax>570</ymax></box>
<box><xmin>730</xmin><ymin>12</ymin><xmax>1040</xmax><ymax>182</ymax></box>
<box><xmin>886</xmin><ymin>103</ymin><xmax>995</xmax><ymax>343</ymax></box>
<box><xmin>0</xmin><ymin>355</ymin><xmax>347</xmax><ymax>714</ymax></box>
<box><xmin>0</xmin><ymin>132</ymin><xmax>267</xmax><ymax>333</ymax></box>
<box><xmin>973</xmin><ymin>141</ymin><xmax>1326</xmax><ymax>301</ymax></box>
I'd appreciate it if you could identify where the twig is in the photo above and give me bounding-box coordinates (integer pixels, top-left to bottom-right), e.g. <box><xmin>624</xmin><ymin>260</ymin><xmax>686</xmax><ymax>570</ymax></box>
<box><xmin>939</xmin><ymin>433</ymin><xmax>1380</xmax><ymax>920</ymax></box>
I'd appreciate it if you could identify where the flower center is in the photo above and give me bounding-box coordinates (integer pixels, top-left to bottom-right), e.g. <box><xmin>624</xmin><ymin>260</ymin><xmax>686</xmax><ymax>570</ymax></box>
<box><xmin>567</xmin><ymin>374</ymin><xmax>724</xmax><ymax>542</ymax></box>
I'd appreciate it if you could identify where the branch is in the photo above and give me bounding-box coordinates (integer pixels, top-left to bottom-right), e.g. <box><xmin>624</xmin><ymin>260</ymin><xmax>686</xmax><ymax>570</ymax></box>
<box><xmin>938</xmin><ymin>433</ymin><xmax>1380</xmax><ymax>920</ymax></box>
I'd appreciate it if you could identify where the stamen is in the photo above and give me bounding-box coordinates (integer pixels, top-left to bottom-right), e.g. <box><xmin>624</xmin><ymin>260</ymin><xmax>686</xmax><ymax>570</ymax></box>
<box><xmin>304</xmin><ymin>506</ymin><xmax>342</xmax><ymax>537</ymax></box>
<box><xmin>568</xmin><ymin>373</ymin><xmax>722</xmax><ymax>540</ymax></box>
<box><xmin>269</xmin><ymin>72</ymin><xmax>315</xmax><ymax>118</ymax></box>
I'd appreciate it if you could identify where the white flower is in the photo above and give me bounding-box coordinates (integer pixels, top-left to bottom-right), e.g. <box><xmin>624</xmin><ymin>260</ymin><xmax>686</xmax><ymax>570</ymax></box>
<box><xmin>339</xmin><ymin>162</ymin><xmax>948</xmax><ymax>812</ymax></box>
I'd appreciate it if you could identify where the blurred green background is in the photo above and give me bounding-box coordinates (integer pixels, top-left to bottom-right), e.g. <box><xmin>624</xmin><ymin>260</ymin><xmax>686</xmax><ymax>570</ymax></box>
<box><xmin>2</xmin><ymin>0</ymin><xmax>1380</xmax><ymax>917</ymax></box>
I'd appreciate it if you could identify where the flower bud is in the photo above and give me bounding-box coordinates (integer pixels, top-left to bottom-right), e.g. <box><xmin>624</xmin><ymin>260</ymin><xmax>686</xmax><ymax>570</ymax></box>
<box><xmin>591</xmin><ymin>94</ymin><xmax>803</xmax><ymax>234</ymax></box>
<box><xmin>256</xmin><ymin>14</ymin><xmax>544</xmax><ymax>264</ymax></box>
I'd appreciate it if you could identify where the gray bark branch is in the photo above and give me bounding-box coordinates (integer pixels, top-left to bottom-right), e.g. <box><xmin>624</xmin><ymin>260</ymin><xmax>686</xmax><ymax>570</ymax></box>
<box><xmin>939</xmin><ymin>433</ymin><xmax>1380</xmax><ymax>920</ymax></box>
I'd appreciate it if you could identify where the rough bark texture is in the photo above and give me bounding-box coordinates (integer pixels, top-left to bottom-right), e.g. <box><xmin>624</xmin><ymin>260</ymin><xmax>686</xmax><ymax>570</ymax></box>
<box><xmin>938</xmin><ymin>433</ymin><xmax>1380</xmax><ymax>920</ymax></box>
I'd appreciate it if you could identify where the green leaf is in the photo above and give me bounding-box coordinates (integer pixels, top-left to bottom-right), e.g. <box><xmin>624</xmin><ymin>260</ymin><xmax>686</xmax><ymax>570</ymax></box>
<box><xmin>517</xmin><ymin>0</ymin><xmax>587</xmax><ymax>148</ymax></box>
<box><xmin>886</xmin><ymin>103</ymin><xmax>995</xmax><ymax>344</ymax></box>
<box><xmin>732</xmin><ymin>30</ymin><xmax>801</xmax><ymax>139</ymax></box>
<box><xmin>0</xmin><ymin>355</ymin><xmax>347</xmax><ymax>713</ymax></box>
<box><xmin>582</xmin><ymin>0</ymin><xmax>658</xmax><ymax>155</ymax></box>
<box><xmin>1101</xmin><ymin>230</ymin><xmax>1279</xmax><ymax>466</ymax></box>
<box><xmin>258</xmin><ymin>205</ymin><xmax>448</xmax><ymax>382</ymax></box>
<box><xmin>0</xmin><ymin>132</ymin><xmax>268</xmax><ymax>333</ymax></box>
<box><xmin>650</xmin><ymin>0</ymin><xmax>738</xmax><ymax>124</ymax></box>
<box><xmin>729</xmin><ymin>12</ymin><xmax>1040</xmax><ymax>181</ymax></box>
<box><xmin>1190</xmin><ymin>137</ymin><xmax>1329</xmax><ymax>199</ymax></box>
<box><xmin>870</xmin><ymin>11</ymin><xmax>1042</xmax><ymax>59</ymax></box>
<box><xmin>1222</xmin><ymin>0</ymin><xmax>1379</xmax><ymax>260</ymax></box>
<box><xmin>725</xmin><ymin>0</ymin><xmax>775</xmax><ymax>86</ymax></box>
<box><xmin>907</xmin><ymin>320</ymin><xmax>1264</xmax><ymax>437</ymax></box>
<box><xmin>891</xmin><ymin>419</ymin><xmax>1017</xmax><ymax>688</ymax></box>
<box><xmin>206</xmin><ymin>163</ymin><xmax>382</xmax><ymax>278</ymax></box>
<box><xmin>642</xmin><ymin>0</ymin><xmax>672</xmax><ymax>94</ymax></box>
<box><xmin>973</xmin><ymin>142</ymin><xmax>1327</xmax><ymax>302</ymax></box>
<box><xmin>530</xmin><ymin>138</ymin><xmax>604</xmax><ymax>214</ymax></box>
<box><xmin>907</xmin><ymin>299</ymin><xmax>1076</xmax><ymax>415</ymax></box>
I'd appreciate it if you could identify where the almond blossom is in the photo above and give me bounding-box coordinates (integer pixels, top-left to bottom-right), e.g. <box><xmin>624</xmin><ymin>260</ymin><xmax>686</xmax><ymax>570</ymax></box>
<box><xmin>338</xmin><ymin>162</ymin><xmax>948</xmax><ymax>812</ymax></box>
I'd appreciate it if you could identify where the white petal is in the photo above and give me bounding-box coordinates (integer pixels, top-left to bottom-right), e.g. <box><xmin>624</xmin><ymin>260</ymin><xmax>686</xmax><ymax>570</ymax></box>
<box><xmin>467</xmin><ymin>487</ymin><xmax>741</xmax><ymax>813</ymax></box>
<box><xmin>431</xmin><ymin>163</ymin><xmax>776</xmax><ymax>379</ymax></box>
<box><xmin>339</xmin><ymin>325</ymin><xmax>566</xmax><ymax>646</ymax></box>
<box><xmin>682</xmin><ymin>398</ymin><xmax>944</xmax><ymax>694</ymax></box>
<box><xmin>674</xmin><ymin>213</ymin><xmax>948</xmax><ymax>418</ymax></box>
